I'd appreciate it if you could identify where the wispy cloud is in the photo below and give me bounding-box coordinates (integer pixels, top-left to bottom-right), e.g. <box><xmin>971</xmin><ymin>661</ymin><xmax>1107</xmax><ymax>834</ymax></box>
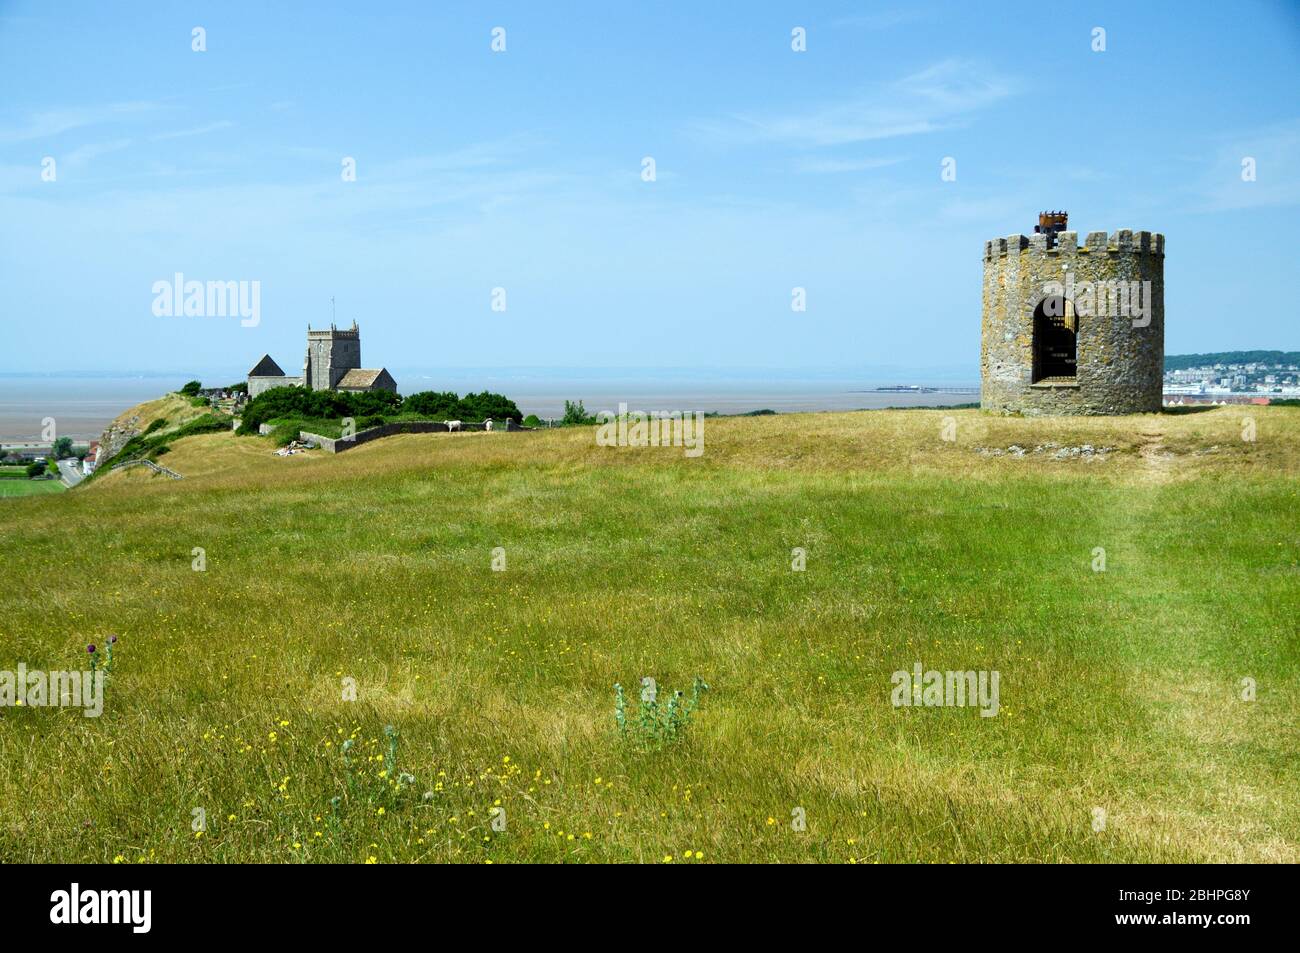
<box><xmin>150</xmin><ymin>121</ymin><xmax>235</xmax><ymax>141</ymax></box>
<box><xmin>794</xmin><ymin>156</ymin><xmax>904</xmax><ymax>174</ymax></box>
<box><xmin>64</xmin><ymin>139</ymin><xmax>133</xmax><ymax>166</ymax></box>
<box><xmin>0</xmin><ymin>100</ymin><xmax>163</xmax><ymax>144</ymax></box>
<box><xmin>693</xmin><ymin>60</ymin><xmax>1015</xmax><ymax>149</ymax></box>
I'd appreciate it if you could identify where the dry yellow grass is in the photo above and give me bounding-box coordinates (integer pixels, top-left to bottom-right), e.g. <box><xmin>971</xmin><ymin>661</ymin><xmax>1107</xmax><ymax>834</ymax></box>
<box><xmin>1</xmin><ymin>405</ymin><xmax>1296</xmax><ymax>863</ymax></box>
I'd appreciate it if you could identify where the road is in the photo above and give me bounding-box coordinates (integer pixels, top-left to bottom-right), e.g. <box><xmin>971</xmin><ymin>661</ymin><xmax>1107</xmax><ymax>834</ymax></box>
<box><xmin>56</xmin><ymin>458</ymin><xmax>84</xmax><ymax>487</ymax></box>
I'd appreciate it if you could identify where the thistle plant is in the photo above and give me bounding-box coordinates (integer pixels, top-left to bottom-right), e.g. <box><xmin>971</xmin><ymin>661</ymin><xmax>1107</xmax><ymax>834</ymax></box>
<box><xmin>683</xmin><ymin>676</ymin><xmax>708</xmax><ymax>719</ymax></box>
<box><xmin>87</xmin><ymin>635</ymin><xmax>121</xmax><ymax>682</ymax></box>
<box><xmin>614</xmin><ymin>683</ymin><xmax>628</xmax><ymax>736</ymax></box>
<box><xmin>614</xmin><ymin>676</ymin><xmax>709</xmax><ymax>748</ymax></box>
<box><xmin>334</xmin><ymin>725</ymin><xmax>420</xmax><ymax>826</ymax></box>
<box><xmin>383</xmin><ymin>724</ymin><xmax>399</xmax><ymax>776</ymax></box>
<box><xmin>639</xmin><ymin>678</ymin><xmax>658</xmax><ymax>738</ymax></box>
<box><xmin>341</xmin><ymin>737</ymin><xmax>357</xmax><ymax>795</ymax></box>
<box><xmin>665</xmin><ymin>691</ymin><xmax>683</xmax><ymax>737</ymax></box>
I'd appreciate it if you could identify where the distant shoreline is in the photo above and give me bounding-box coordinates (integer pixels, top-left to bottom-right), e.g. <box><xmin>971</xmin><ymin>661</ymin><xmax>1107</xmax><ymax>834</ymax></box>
<box><xmin>0</xmin><ymin>376</ymin><xmax>982</xmax><ymax>443</ymax></box>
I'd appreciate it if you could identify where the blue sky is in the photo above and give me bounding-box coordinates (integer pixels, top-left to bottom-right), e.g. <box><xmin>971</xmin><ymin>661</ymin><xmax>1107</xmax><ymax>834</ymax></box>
<box><xmin>1</xmin><ymin>0</ymin><xmax>1298</xmax><ymax>378</ymax></box>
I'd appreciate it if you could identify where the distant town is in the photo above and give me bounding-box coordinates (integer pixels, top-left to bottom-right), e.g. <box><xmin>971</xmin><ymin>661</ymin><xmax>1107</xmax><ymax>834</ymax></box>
<box><xmin>1164</xmin><ymin>361</ymin><xmax>1298</xmax><ymax>396</ymax></box>
<box><xmin>1162</xmin><ymin>350</ymin><xmax>1300</xmax><ymax>404</ymax></box>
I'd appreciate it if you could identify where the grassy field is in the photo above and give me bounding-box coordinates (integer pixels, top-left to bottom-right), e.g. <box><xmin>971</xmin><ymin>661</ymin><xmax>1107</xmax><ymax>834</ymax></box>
<box><xmin>0</xmin><ymin>405</ymin><xmax>1296</xmax><ymax>863</ymax></box>
<box><xmin>0</xmin><ymin>478</ymin><xmax>65</xmax><ymax>498</ymax></box>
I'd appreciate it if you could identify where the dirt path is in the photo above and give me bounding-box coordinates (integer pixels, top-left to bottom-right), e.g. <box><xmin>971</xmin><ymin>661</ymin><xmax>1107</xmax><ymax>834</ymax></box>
<box><xmin>1136</xmin><ymin>431</ymin><xmax>1175</xmax><ymax>483</ymax></box>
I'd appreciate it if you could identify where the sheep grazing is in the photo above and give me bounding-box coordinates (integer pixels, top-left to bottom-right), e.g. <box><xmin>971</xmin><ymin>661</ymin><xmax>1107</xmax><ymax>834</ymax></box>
<box><xmin>446</xmin><ymin>420</ymin><xmax>462</xmax><ymax>432</ymax></box>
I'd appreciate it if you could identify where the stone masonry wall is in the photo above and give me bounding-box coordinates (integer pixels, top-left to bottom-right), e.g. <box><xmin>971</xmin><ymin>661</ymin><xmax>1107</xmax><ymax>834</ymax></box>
<box><xmin>300</xmin><ymin>420</ymin><xmax>527</xmax><ymax>454</ymax></box>
<box><xmin>981</xmin><ymin>229</ymin><xmax>1164</xmax><ymax>415</ymax></box>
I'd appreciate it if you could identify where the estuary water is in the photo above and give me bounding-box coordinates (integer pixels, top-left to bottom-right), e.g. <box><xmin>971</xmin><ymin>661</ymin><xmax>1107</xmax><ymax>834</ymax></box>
<box><xmin>0</xmin><ymin>373</ymin><xmax>979</xmax><ymax>442</ymax></box>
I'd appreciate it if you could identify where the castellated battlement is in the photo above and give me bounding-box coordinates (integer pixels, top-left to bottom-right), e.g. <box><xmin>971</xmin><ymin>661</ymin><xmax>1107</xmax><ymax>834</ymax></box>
<box><xmin>984</xmin><ymin>230</ymin><xmax>1165</xmax><ymax>261</ymax></box>
<box><xmin>307</xmin><ymin>323</ymin><xmax>361</xmax><ymax>339</ymax></box>
<box><xmin>981</xmin><ymin>217</ymin><xmax>1165</xmax><ymax>416</ymax></box>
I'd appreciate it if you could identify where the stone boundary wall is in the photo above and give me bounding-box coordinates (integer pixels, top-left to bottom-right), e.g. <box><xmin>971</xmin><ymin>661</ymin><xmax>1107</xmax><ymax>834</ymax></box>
<box><xmin>981</xmin><ymin>228</ymin><xmax>1165</xmax><ymax>416</ymax></box>
<box><xmin>301</xmin><ymin>420</ymin><xmax>531</xmax><ymax>454</ymax></box>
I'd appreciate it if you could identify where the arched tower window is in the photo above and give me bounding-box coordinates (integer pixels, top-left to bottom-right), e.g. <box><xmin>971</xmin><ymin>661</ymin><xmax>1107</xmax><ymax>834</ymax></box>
<box><xmin>1032</xmin><ymin>296</ymin><xmax>1077</xmax><ymax>382</ymax></box>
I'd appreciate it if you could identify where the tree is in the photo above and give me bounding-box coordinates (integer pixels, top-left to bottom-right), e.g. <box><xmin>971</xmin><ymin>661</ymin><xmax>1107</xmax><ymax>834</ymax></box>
<box><xmin>52</xmin><ymin>436</ymin><xmax>74</xmax><ymax>459</ymax></box>
<box><xmin>403</xmin><ymin>391</ymin><xmax>462</xmax><ymax>419</ymax></box>
<box><xmin>180</xmin><ymin>380</ymin><xmax>203</xmax><ymax>396</ymax></box>
<box><xmin>458</xmin><ymin>391</ymin><xmax>522</xmax><ymax>423</ymax></box>
<box><xmin>25</xmin><ymin>461</ymin><xmax>45</xmax><ymax>478</ymax></box>
<box><xmin>562</xmin><ymin>400</ymin><xmax>593</xmax><ymax>425</ymax></box>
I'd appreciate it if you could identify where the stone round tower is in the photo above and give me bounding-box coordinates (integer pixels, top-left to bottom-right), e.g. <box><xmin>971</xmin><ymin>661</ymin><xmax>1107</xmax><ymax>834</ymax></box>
<box><xmin>981</xmin><ymin>213</ymin><xmax>1164</xmax><ymax>415</ymax></box>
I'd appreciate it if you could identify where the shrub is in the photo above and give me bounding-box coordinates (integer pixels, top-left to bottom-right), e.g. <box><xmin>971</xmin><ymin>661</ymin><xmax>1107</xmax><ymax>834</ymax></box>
<box><xmin>401</xmin><ymin>390</ymin><xmax>461</xmax><ymax>419</ymax></box>
<box><xmin>169</xmin><ymin>413</ymin><xmax>230</xmax><ymax>440</ymax></box>
<box><xmin>237</xmin><ymin>387</ymin><xmax>401</xmax><ymax>436</ymax></box>
<box><xmin>402</xmin><ymin>390</ymin><xmax>521</xmax><ymax>423</ymax></box>
<box><xmin>269</xmin><ymin>421</ymin><xmax>302</xmax><ymax>446</ymax></box>
<box><xmin>523</xmin><ymin>414</ymin><xmax>541</xmax><ymax>428</ymax></box>
<box><xmin>179</xmin><ymin>380</ymin><xmax>202</xmax><ymax>396</ymax></box>
<box><xmin>237</xmin><ymin>386</ymin><xmax>521</xmax><ymax>434</ymax></box>
<box><xmin>458</xmin><ymin>391</ymin><xmax>522</xmax><ymax>423</ymax></box>
<box><xmin>614</xmin><ymin>676</ymin><xmax>709</xmax><ymax>748</ymax></box>
<box><xmin>562</xmin><ymin>400</ymin><xmax>596</xmax><ymax>426</ymax></box>
<box><xmin>25</xmin><ymin>461</ymin><xmax>45</xmax><ymax>478</ymax></box>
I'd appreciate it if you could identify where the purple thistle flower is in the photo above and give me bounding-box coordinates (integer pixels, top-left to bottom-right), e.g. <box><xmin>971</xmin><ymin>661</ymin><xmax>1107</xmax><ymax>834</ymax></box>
<box><xmin>87</xmin><ymin>644</ymin><xmax>96</xmax><ymax>654</ymax></box>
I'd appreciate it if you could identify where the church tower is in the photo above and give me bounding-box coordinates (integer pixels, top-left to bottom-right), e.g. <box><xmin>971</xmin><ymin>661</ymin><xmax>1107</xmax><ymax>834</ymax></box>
<box><xmin>304</xmin><ymin>321</ymin><xmax>362</xmax><ymax>391</ymax></box>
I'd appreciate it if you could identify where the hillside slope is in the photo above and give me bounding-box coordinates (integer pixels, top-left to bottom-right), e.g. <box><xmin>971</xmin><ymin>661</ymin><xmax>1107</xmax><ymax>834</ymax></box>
<box><xmin>94</xmin><ymin>392</ymin><xmax>215</xmax><ymax>468</ymax></box>
<box><xmin>1</xmin><ymin>406</ymin><xmax>1296</xmax><ymax>863</ymax></box>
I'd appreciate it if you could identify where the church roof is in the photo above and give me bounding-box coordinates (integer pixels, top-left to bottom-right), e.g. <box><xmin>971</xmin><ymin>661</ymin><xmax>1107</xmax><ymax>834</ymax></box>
<box><xmin>336</xmin><ymin>368</ymin><xmax>394</xmax><ymax>390</ymax></box>
<box><xmin>248</xmin><ymin>354</ymin><xmax>285</xmax><ymax>377</ymax></box>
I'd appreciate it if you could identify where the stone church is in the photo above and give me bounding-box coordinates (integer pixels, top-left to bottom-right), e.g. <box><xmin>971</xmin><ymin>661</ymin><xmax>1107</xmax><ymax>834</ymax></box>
<box><xmin>247</xmin><ymin>322</ymin><xmax>397</xmax><ymax>397</ymax></box>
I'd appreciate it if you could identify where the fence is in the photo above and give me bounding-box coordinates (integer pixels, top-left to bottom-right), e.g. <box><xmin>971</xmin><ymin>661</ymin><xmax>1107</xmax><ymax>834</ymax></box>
<box><xmin>108</xmin><ymin>459</ymin><xmax>183</xmax><ymax>480</ymax></box>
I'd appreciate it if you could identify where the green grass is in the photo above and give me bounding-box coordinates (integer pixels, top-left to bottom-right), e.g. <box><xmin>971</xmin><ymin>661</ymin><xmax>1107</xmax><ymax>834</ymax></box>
<box><xmin>0</xmin><ymin>406</ymin><xmax>1296</xmax><ymax>863</ymax></box>
<box><xmin>89</xmin><ymin>411</ymin><xmax>232</xmax><ymax>477</ymax></box>
<box><xmin>0</xmin><ymin>478</ymin><xmax>66</xmax><ymax>498</ymax></box>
